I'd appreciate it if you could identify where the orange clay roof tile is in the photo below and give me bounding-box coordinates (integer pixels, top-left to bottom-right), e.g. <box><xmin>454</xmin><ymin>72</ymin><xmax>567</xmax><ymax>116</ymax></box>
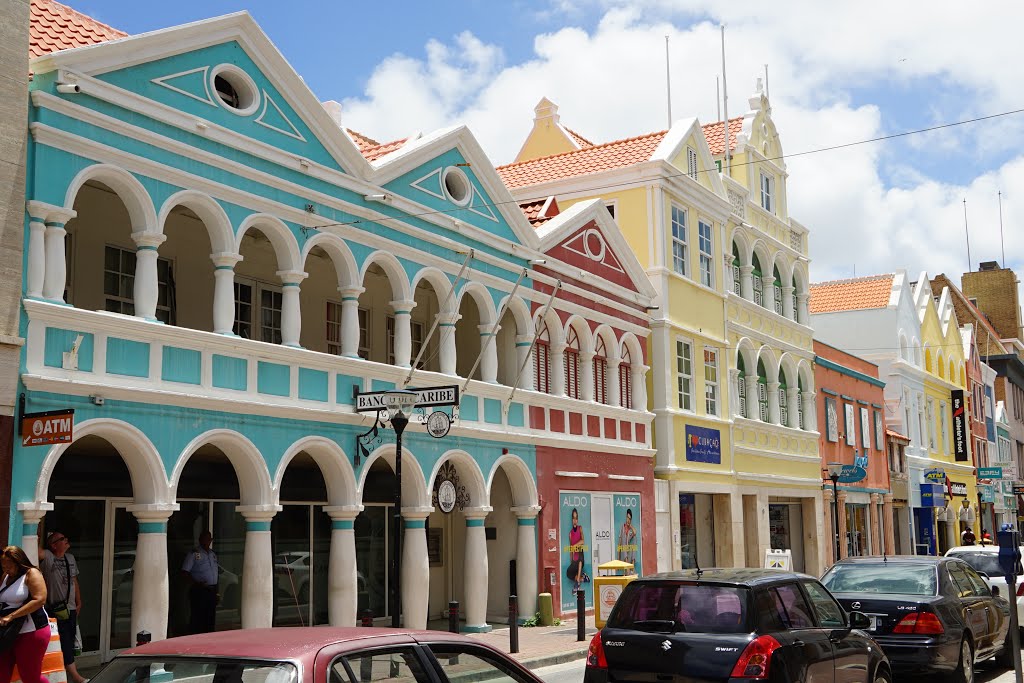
<box><xmin>809</xmin><ymin>274</ymin><xmax>895</xmax><ymax>314</ymax></box>
<box><xmin>360</xmin><ymin>138</ymin><xmax>407</xmax><ymax>161</ymax></box>
<box><xmin>345</xmin><ymin>128</ymin><xmax>380</xmax><ymax>151</ymax></box>
<box><xmin>518</xmin><ymin>197</ymin><xmax>560</xmax><ymax>228</ymax></box>
<box><xmin>29</xmin><ymin>0</ymin><xmax>127</xmax><ymax>60</ymax></box>
<box><xmin>701</xmin><ymin>117</ymin><xmax>744</xmax><ymax>156</ymax></box>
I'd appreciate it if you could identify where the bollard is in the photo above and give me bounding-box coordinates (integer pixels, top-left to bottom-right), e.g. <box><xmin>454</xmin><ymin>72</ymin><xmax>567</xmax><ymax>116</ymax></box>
<box><xmin>509</xmin><ymin>594</ymin><xmax>519</xmax><ymax>654</ymax></box>
<box><xmin>136</xmin><ymin>630</ymin><xmax>152</xmax><ymax>647</ymax></box>
<box><xmin>576</xmin><ymin>589</ymin><xmax>586</xmax><ymax>642</ymax></box>
<box><xmin>360</xmin><ymin>609</ymin><xmax>374</xmax><ymax>627</ymax></box>
<box><xmin>448</xmin><ymin>601</ymin><xmax>460</xmax><ymax>634</ymax></box>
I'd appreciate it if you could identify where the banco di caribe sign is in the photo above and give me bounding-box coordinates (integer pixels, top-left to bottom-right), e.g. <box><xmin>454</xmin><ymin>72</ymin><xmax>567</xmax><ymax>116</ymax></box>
<box><xmin>353</xmin><ymin>385</ymin><xmax>459</xmax><ymax>413</ymax></box>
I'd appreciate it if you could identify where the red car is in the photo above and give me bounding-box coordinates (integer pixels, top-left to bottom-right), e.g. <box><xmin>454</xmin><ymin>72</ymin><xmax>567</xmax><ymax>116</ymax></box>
<box><xmin>89</xmin><ymin>628</ymin><xmax>544</xmax><ymax>683</ymax></box>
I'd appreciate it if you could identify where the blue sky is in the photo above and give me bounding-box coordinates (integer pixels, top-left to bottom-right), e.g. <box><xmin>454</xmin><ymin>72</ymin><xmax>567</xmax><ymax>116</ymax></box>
<box><xmin>62</xmin><ymin>0</ymin><xmax>1024</xmax><ymax>284</ymax></box>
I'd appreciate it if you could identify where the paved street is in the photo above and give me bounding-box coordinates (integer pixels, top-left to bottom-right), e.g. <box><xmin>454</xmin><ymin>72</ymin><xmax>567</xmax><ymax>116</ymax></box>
<box><xmin>533</xmin><ymin>659</ymin><xmax>584</xmax><ymax>683</ymax></box>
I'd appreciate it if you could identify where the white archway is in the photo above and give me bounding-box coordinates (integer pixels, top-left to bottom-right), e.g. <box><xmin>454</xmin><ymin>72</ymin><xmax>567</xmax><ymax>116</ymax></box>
<box><xmin>428</xmin><ymin>450</ymin><xmax>489</xmax><ymax>509</ymax></box>
<box><xmin>157</xmin><ymin>189</ymin><xmax>234</xmax><ymax>254</ymax></box>
<box><xmin>300</xmin><ymin>232</ymin><xmax>360</xmax><ymax>291</ymax></box>
<box><xmin>235</xmin><ymin>213</ymin><xmax>302</xmax><ymax>273</ymax></box>
<box><xmin>357</xmin><ymin>443</ymin><xmax>430</xmax><ymax>508</ymax></box>
<box><xmin>487</xmin><ymin>454</ymin><xmax>539</xmax><ymax>508</ymax></box>
<box><xmin>170</xmin><ymin>429</ymin><xmax>274</xmax><ymax>507</ymax></box>
<box><xmin>64</xmin><ymin>163</ymin><xmax>158</xmax><ymax>233</ymax></box>
<box><xmin>274</xmin><ymin>436</ymin><xmax>358</xmax><ymax>507</ymax></box>
<box><xmin>360</xmin><ymin>250</ymin><xmax>412</xmax><ymax>302</ymax></box>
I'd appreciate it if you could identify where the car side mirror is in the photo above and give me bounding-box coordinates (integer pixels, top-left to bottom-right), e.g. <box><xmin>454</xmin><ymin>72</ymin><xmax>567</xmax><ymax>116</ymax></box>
<box><xmin>849</xmin><ymin>611</ymin><xmax>871</xmax><ymax>630</ymax></box>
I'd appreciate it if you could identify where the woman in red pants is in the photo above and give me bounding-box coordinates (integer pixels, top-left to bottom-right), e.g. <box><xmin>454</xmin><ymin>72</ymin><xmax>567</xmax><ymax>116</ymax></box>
<box><xmin>0</xmin><ymin>546</ymin><xmax>50</xmax><ymax>683</ymax></box>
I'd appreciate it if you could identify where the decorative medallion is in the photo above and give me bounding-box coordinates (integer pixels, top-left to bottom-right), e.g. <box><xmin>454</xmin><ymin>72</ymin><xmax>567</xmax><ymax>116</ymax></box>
<box><xmin>426</xmin><ymin>410</ymin><xmax>452</xmax><ymax>438</ymax></box>
<box><xmin>432</xmin><ymin>460</ymin><xmax>469</xmax><ymax>513</ymax></box>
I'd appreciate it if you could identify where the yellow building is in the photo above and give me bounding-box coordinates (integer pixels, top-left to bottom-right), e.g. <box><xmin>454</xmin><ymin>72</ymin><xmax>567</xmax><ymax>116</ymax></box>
<box><xmin>498</xmin><ymin>81</ymin><xmax>824</xmax><ymax>574</ymax></box>
<box><xmin>915</xmin><ymin>275</ymin><xmax>975</xmax><ymax>551</ymax></box>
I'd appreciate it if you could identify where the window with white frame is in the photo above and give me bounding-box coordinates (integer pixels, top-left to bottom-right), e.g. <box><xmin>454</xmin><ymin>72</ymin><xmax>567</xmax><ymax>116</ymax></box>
<box><xmin>874</xmin><ymin>411</ymin><xmax>883</xmax><ymax>450</ymax></box>
<box><xmin>778</xmin><ymin>378</ymin><xmax>789</xmax><ymax>426</ymax></box>
<box><xmin>357</xmin><ymin>308</ymin><xmax>370</xmax><ymax>359</ymax></box>
<box><xmin>594</xmin><ymin>337</ymin><xmax>608</xmax><ymax>404</ymax></box>
<box><xmin>233</xmin><ymin>278</ymin><xmax>282</xmax><ymax>344</ymax></box>
<box><xmin>258</xmin><ymin>285</ymin><xmax>283</xmax><ymax>344</ymax></box>
<box><xmin>326</xmin><ymin>301</ymin><xmax>342</xmax><ymax>355</ymax></box>
<box><xmin>940</xmin><ymin>402</ymin><xmax>949</xmax><ymax>454</ymax></box>
<box><xmin>772</xmin><ymin>266</ymin><xmax>784</xmax><ymax>315</ymax></box>
<box><xmin>686</xmin><ymin>147</ymin><xmax>698</xmax><ymax>180</ymax></box>
<box><xmin>104</xmin><ymin>245</ymin><xmax>175</xmax><ymax>324</ymax></box>
<box><xmin>751</xmin><ymin>254</ymin><xmax>764</xmax><ymax>307</ymax></box>
<box><xmin>619</xmin><ymin>345</ymin><xmax>632</xmax><ymax>409</ymax></box>
<box><xmin>676</xmin><ymin>340</ymin><xmax>693</xmax><ymax>411</ymax></box>
<box><xmin>386</xmin><ymin>315</ymin><xmax>424</xmax><ymax>366</ymax></box>
<box><xmin>926</xmin><ymin>399</ymin><xmax>936</xmax><ymax>450</ymax></box>
<box><xmin>698</xmin><ymin>220</ymin><xmax>713</xmax><ymax>288</ymax></box>
<box><xmin>791</xmin><ymin>276</ymin><xmax>799</xmax><ymax>320</ymax></box>
<box><xmin>797</xmin><ymin>380</ymin><xmax>805</xmax><ymax>429</ymax></box>
<box><xmin>844</xmin><ymin>403</ymin><xmax>856</xmax><ymax>446</ymax></box>
<box><xmin>757</xmin><ymin>372</ymin><xmax>769</xmax><ymax>422</ymax></box>
<box><xmin>1000</xmin><ymin>436</ymin><xmax>1012</xmax><ymax>463</ymax></box>
<box><xmin>704</xmin><ymin>347</ymin><xmax>718</xmax><ymax>416</ymax></box>
<box><xmin>671</xmin><ymin>205</ymin><xmax>688</xmax><ymax>277</ymax></box>
<box><xmin>760</xmin><ymin>172</ymin><xmax>774</xmax><ymax>213</ymax></box>
<box><xmin>564</xmin><ymin>327</ymin><xmax>581</xmax><ymax>399</ymax></box>
<box><xmin>732</xmin><ymin>245</ymin><xmax>741</xmax><ymax>295</ymax></box>
<box><xmin>534</xmin><ymin>323</ymin><xmax>551</xmax><ymax>394</ymax></box>
<box><xmin>860</xmin><ymin>407</ymin><xmax>871</xmax><ymax>449</ymax></box>
<box><xmin>737</xmin><ymin>359</ymin><xmax>747</xmax><ymax>418</ymax></box>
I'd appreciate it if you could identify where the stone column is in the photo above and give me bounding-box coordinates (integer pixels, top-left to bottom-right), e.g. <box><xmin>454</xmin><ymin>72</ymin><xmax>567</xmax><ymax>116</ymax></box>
<box><xmin>512</xmin><ymin>506</ymin><xmax>540</xmax><ymax>622</ymax></box>
<box><xmin>787</xmin><ymin>386</ymin><xmax>801</xmax><ymax>429</ymax></box>
<box><xmin>550</xmin><ymin>343</ymin><xmax>567</xmax><ymax>396</ymax></box>
<box><xmin>42</xmin><ymin>222</ymin><xmax>69</xmax><ymax>302</ymax></box>
<box><xmin>729</xmin><ymin>368</ymin><xmax>741</xmax><ymax>418</ymax></box>
<box><xmin>478</xmin><ymin>324</ymin><xmax>499</xmax><ymax>383</ymax></box>
<box><xmin>869</xmin><ymin>494</ymin><xmax>882</xmax><ymax>556</ymax></box>
<box><xmin>438</xmin><ymin>313</ymin><xmax>461</xmax><ymax>375</ymax></box>
<box><xmin>745</xmin><ymin>375</ymin><xmax>760</xmax><ymax>420</ymax></box>
<box><xmin>323</xmin><ymin>505</ymin><xmax>362</xmax><ymax>626</ymax></box>
<box><xmin>580</xmin><ymin>351</ymin><xmax>595</xmax><ymax>402</ymax></box>
<box><xmin>712</xmin><ymin>493</ymin><xmax>745</xmax><ymax>568</ymax></box>
<box><xmin>211</xmin><ymin>253</ymin><xmax>242</xmax><ymax>335</ymax></box>
<box><xmin>129</xmin><ymin>504</ymin><xmax>177</xmax><ymax>642</ymax></box>
<box><xmin>607</xmin><ymin>358</ymin><xmax>622</xmax><ymax>406</ymax></box>
<box><xmin>740</xmin><ymin>265</ymin><xmax>754</xmax><ymax>300</ymax></box>
<box><xmin>24</xmin><ymin>202</ymin><xmax>63</xmax><ymax>299</ymax></box>
<box><xmin>277</xmin><ymin>270</ymin><xmax>308</xmax><ymax>348</ymax></box>
<box><xmin>796</xmin><ymin>293</ymin><xmax>810</xmax><ymax>325</ymax></box>
<box><xmin>801</xmin><ymin>390</ymin><xmax>817</xmax><ymax>428</ymax></box>
<box><xmin>801</xmin><ymin>494</ymin><xmax>827</xmax><ymax>577</ymax></box>
<box><xmin>781</xmin><ymin>285</ymin><xmax>795</xmax><ymax>320</ymax></box>
<box><xmin>823</xmin><ymin>489</ymin><xmax>835</xmax><ymax>567</ymax></box>
<box><xmin>339</xmin><ymin>287</ymin><xmax>364</xmax><ymax>357</ymax></box>
<box><xmin>767</xmin><ymin>381</ymin><xmax>781</xmax><ymax>425</ymax></box>
<box><xmin>836</xmin><ymin>491</ymin><xmax>849</xmax><ymax>559</ymax></box>
<box><xmin>390</xmin><ymin>300</ymin><xmax>417</xmax><ymax>368</ymax></box>
<box><xmin>514</xmin><ymin>335</ymin><xmax>533</xmax><ymax>390</ymax></box>
<box><xmin>463</xmin><ymin>507</ymin><xmax>493</xmax><ymax>632</ymax></box>
<box><xmin>401</xmin><ymin>509</ymin><xmax>431</xmax><ymax>629</ymax></box>
<box><xmin>16</xmin><ymin>503</ymin><xmax>52</xmax><ymax>563</ymax></box>
<box><xmin>132</xmin><ymin>232</ymin><xmax>168</xmax><ymax>322</ymax></box>
<box><xmin>882</xmin><ymin>494</ymin><xmax>896</xmax><ymax>556</ymax></box>
<box><xmin>237</xmin><ymin>506</ymin><xmax>279</xmax><ymax>629</ymax></box>
<box><xmin>632</xmin><ymin>365</ymin><xmax>648</xmax><ymax>412</ymax></box>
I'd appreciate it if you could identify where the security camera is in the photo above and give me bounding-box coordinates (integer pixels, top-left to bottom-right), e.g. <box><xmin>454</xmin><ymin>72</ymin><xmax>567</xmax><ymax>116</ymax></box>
<box><xmin>56</xmin><ymin>83</ymin><xmax>81</xmax><ymax>94</ymax></box>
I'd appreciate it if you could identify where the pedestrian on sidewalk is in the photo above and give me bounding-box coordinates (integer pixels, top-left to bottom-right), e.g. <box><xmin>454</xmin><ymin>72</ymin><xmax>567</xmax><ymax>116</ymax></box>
<box><xmin>181</xmin><ymin>530</ymin><xmax>219</xmax><ymax>634</ymax></box>
<box><xmin>39</xmin><ymin>531</ymin><xmax>86</xmax><ymax>683</ymax></box>
<box><xmin>0</xmin><ymin>545</ymin><xmax>51</xmax><ymax>683</ymax></box>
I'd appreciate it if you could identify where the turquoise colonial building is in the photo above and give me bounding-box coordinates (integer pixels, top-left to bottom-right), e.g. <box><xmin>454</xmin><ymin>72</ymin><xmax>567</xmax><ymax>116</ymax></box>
<box><xmin>17</xmin><ymin>7</ymin><xmax>656</xmax><ymax>662</ymax></box>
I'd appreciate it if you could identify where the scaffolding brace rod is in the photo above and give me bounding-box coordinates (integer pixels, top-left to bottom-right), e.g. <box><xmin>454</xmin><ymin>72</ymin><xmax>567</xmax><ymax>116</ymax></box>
<box><xmin>461</xmin><ymin>267</ymin><xmax>529</xmax><ymax>394</ymax></box>
<box><xmin>505</xmin><ymin>280</ymin><xmax>562</xmax><ymax>410</ymax></box>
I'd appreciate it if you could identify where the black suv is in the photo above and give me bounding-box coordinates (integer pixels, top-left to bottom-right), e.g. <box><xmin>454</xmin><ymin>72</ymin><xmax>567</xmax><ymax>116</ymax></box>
<box><xmin>585</xmin><ymin>568</ymin><xmax>889</xmax><ymax>683</ymax></box>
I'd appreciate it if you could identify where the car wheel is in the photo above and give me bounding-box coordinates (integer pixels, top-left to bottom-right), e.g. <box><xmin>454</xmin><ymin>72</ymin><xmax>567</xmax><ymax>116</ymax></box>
<box><xmin>872</xmin><ymin>665</ymin><xmax>891</xmax><ymax>683</ymax></box>
<box><xmin>950</xmin><ymin>638</ymin><xmax>974</xmax><ymax>683</ymax></box>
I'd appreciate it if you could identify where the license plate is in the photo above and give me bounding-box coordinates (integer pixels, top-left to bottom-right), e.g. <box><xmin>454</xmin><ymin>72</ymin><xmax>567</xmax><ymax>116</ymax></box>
<box><xmin>868</xmin><ymin>616</ymin><xmax>879</xmax><ymax>631</ymax></box>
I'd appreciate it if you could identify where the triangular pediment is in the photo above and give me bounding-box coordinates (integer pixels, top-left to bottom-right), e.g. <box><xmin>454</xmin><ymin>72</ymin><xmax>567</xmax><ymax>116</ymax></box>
<box><xmin>651</xmin><ymin>117</ymin><xmax>726</xmax><ymax>197</ymax></box>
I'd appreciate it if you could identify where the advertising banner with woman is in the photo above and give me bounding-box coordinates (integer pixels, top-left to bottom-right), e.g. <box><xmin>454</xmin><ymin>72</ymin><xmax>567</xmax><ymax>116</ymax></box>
<box><xmin>613</xmin><ymin>494</ymin><xmax>641</xmax><ymax>573</ymax></box>
<box><xmin>560</xmin><ymin>492</ymin><xmax>592</xmax><ymax>612</ymax></box>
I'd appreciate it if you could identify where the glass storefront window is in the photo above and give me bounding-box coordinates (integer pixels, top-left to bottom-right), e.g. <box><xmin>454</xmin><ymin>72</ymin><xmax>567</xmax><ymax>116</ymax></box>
<box><xmin>355</xmin><ymin>506</ymin><xmax>390</xmax><ymax>617</ymax></box>
<box><xmin>679</xmin><ymin>494</ymin><xmax>697</xmax><ymax>569</ymax></box>
<box><xmin>212</xmin><ymin>502</ymin><xmax>246</xmax><ymax>630</ymax></box>
<box><xmin>845</xmin><ymin>504</ymin><xmax>869</xmax><ymax>556</ymax></box>
<box><xmin>44</xmin><ymin>500</ymin><xmax>105</xmax><ymax>655</ymax></box>
<box><xmin>769</xmin><ymin>504</ymin><xmax>791</xmax><ymax>551</ymax></box>
<box><xmin>272</xmin><ymin>505</ymin><xmax>311</xmax><ymax>627</ymax></box>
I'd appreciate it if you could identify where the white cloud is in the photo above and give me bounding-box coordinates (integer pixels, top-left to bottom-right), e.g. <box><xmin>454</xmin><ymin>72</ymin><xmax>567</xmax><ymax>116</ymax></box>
<box><xmin>338</xmin><ymin>1</ymin><xmax>1024</xmax><ymax>287</ymax></box>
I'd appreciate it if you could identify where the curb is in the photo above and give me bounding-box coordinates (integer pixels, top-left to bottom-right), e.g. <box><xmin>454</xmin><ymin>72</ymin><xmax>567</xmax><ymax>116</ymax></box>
<box><xmin>514</xmin><ymin>646</ymin><xmax>589</xmax><ymax>669</ymax></box>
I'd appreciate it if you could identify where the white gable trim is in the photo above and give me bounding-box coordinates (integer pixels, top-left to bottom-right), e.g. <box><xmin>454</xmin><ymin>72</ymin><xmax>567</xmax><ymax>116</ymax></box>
<box><xmin>651</xmin><ymin>118</ymin><xmax>727</xmax><ymax>197</ymax></box>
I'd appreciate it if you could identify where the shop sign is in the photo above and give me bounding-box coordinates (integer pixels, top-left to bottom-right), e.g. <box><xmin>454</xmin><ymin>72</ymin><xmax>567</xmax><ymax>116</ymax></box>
<box><xmin>20</xmin><ymin>409</ymin><xmax>74</xmax><ymax>447</ymax></box>
<box><xmin>353</xmin><ymin>385</ymin><xmax>459</xmax><ymax>412</ymax></box>
<box><xmin>949</xmin><ymin>481</ymin><xmax>968</xmax><ymax>497</ymax></box>
<box><xmin>978</xmin><ymin>467</ymin><xmax>1003</xmax><ymax>480</ymax></box>
<box><xmin>980</xmin><ymin>485</ymin><xmax>996</xmax><ymax>504</ymax></box>
<box><xmin>951</xmin><ymin>390</ymin><xmax>968</xmax><ymax>462</ymax></box>
<box><xmin>835</xmin><ymin>464</ymin><xmax>866</xmax><ymax>484</ymax></box>
<box><xmin>1014</xmin><ymin>484</ymin><xmax>1024</xmax><ymax>496</ymax></box>
<box><xmin>920</xmin><ymin>482</ymin><xmax>946</xmax><ymax>507</ymax></box>
<box><xmin>685</xmin><ymin>425</ymin><xmax>721</xmax><ymax>464</ymax></box>
<box><xmin>764</xmin><ymin>548</ymin><xmax>792</xmax><ymax>570</ymax></box>
<box><xmin>924</xmin><ymin>468</ymin><xmax>946</xmax><ymax>483</ymax></box>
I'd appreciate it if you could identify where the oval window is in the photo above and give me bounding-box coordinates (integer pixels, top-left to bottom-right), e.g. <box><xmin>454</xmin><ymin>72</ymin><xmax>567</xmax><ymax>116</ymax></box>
<box><xmin>210</xmin><ymin>65</ymin><xmax>260</xmax><ymax>116</ymax></box>
<box><xmin>442</xmin><ymin>167</ymin><xmax>471</xmax><ymax>206</ymax></box>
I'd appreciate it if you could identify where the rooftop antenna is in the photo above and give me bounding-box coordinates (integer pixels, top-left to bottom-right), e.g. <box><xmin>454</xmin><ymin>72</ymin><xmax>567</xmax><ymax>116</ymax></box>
<box><xmin>665</xmin><ymin>35</ymin><xmax>672</xmax><ymax>129</ymax></box>
<box><xmin>720</xmin><ymin>24</ymin><xmax>731</xmax><ymax>174</ymax></box>
<box><xmin>999</xmin><ymin>190</ymin><xmax>1006</xmax><ymax>267</ymax></box>
<box><xmin>963</xmin><ymin>198</ymin><xmax>972</xmax><ymax>272</ymax></box>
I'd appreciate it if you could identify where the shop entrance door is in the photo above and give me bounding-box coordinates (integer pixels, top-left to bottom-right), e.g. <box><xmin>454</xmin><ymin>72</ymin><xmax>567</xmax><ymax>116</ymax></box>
<box><xmin>104</xmin><ymin>503</ymin><xmax>138</xmax><ymax>659</ymax></box>
<box><xmin>590</xmin><ymin>495</ymin><xmax>613</xmax><ymax>568</ymax></box>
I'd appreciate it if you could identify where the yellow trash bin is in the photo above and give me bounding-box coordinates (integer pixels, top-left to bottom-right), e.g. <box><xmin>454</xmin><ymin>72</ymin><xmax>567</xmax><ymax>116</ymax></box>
<box><xmin>593</xmin><ymin>560</ymin><xmax>637</xmax><ymax>628</ymax></box>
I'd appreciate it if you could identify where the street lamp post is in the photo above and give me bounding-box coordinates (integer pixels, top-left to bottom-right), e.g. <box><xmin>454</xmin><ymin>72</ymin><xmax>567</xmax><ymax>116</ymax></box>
<box><xmin>827</xmin><ymin>462</ymin><xmax>844</xmax><ymax>565</ymax></box>
<box><xmin>383</xmin><ymin>389</ymin><xmax>418</xmax><ymax>629</ymax></box>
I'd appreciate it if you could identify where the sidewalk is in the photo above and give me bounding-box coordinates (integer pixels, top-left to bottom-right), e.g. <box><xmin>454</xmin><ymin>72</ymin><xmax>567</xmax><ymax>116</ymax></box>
<box><xmin>465</xmin><ymin>615</ymin><xmax>595</xmax><ymax>669</ymax></box>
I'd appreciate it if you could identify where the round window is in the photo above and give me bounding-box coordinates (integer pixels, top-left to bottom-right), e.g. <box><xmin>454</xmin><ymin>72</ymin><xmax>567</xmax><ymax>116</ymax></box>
<box><xmin>209</xmin><ymin>65</ymin><xmax>260</xmax><ymax>116</ymax></box>
<box><xmin>442</xmin><ymin>167</ymin><xmax>471</xmax><ymax>206</ymax></box>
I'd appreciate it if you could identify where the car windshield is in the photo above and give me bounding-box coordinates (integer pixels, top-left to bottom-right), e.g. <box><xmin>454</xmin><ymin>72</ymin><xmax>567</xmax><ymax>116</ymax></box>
<box><xmin>947</xmin><ymin>551</ymin><xmax>1006</xmax><ymax>577</ymax></box>
<box><xmin>91</xmin><ymin>657</ymin><xmax>297</xmax><ymax>683</ymax></box>
<box><xmin>822</xmin><ymin>564</ymin><xmax>937</xmax><ymax>596</ymax></box>
<box><xmin>607</xmin><ymin>581</ymin><xmax>750</xmax><ymax>633</ymax></box>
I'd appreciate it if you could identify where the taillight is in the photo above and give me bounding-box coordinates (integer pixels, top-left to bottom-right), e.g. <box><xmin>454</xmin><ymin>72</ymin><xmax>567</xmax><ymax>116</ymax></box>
<box><xmin>586</xmin><ymin>631</ymin><xmax>607</xmax><ymax>669</ymax></box>
<box><xmin>892</xmin><ymin>612</ymin><xmax>945</xmax><ymax>635</ymax></box>
<box><xmin>730</xmin><ymin>634</ymin><xmax>782</xmax><ymax>679</ymax></box>
<box><xmin>1016</xmin><ymin>583</ymin><xmax>1024</xmax><ymax>597</ymax></box>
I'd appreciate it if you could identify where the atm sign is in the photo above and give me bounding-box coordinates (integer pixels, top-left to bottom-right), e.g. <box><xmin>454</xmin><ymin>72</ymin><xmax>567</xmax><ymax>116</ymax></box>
<box><xmin>21</xmin><ymin>410</ymin><xmax>74</xmax><ymax>447</ymax></box>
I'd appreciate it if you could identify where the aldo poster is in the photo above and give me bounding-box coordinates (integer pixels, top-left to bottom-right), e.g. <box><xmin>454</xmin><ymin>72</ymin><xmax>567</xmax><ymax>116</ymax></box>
<box><xmin>613</xmin><ymin>494</ymin><xmax>642</xmax><ymax>574</ymax></box>
<box><xmin>560</xmin><ymin>492</ymin><xmax>592</xmax><ymax>612</ymax></box>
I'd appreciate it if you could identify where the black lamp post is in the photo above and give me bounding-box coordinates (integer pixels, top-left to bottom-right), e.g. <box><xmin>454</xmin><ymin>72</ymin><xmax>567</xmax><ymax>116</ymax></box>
<box><xmin>827</xmin><ymin>462</ymin><xmax>843</xmax><ymax>565</ymax></box>
<box><xmin>383</xmin><ymin>389</ymin><xmax>418</xmax><ymax>629</ymax></box>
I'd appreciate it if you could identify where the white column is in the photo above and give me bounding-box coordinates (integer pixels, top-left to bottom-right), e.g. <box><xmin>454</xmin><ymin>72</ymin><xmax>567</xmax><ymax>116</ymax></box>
<box><xmin>781</xmin><ymin>285</ymin><xmax>795</xmax><ymax>320</ymax></box>
<box><xmin>478</xmin><ymin>324</ymin><xmax>499</xmax><ymax>383</ymax></box>
<box><xmin>25</xmin><ymin>203</ymin><xmax>53</xmax><ymax>298</ymax></box>
<box><xmin>324</xmin><ymin>505</ymin><xmax>362</xmax><ymax>626</ymax></box>
<box><xmin>463</xmin><ymin>507</ymin><xmax>492</xmax><ymax>632</ymax></box>
<box><xmin>745</xmin><ymin>375</ymin><xmax>759</xmax><ymax>420</ymax></box>
<box><xmin>436</xmin><ymin>313</ymin><xmax>460</xmax><ymax>375</ymax></box>
<box><xmin>767</xmin><ymin>381</ymin><xmax>781</xmax><ymax>425</ymax></box>
<box><xmin>515</xmin><ymin>335</ymin><xmax>534</xmax><ymax>391</ymax></box>
<box><xmin>16</xmin><ymin>503</ymin><xmax>52</xmax><ymax>563</ymax></box>
<box><xmin>401</xmin><ymin>510</ymin><xmax>431</xmax><ymax>629</ymax></box>
<box><xmin>787</xmin><ymin>386</ymin><xmax>801</xmax><ymax>428</ymax></box>
<box><xmin>740</xmin><ymin>265</ymin><xmax>754</xmax><ymax>301</ymax></box>
<box><xmin>132</xmin><ymin>232</ymin><xmax>168</xmax><ymax>322</ymax></box>
<box><xmin>238</xmin><ymin>507</ymin><xmax>279</xmax><ymax>629</ymax></box>
<box><xmin>339</xmin><ymin>287</ymin><xmax>364</xmax><ymax>357</ymax></box>
<box><xmin>129</xmin><ymin>505</ymin><xmax>177</xmax><ymax>642</ymax></box>
<box><xmin>607</xmin><ymin>358</ymin><xmax>622</xmax><ymax>407</ymax></box>
<box><xmin>278</xmin><ymin>270</ymin><xmax>308</xmax><ymax>348</ymax></box>
<box><xmin>551</xmin><ymin>343</ymin><xmax>567</xmax><ymax>396</ymax></box>
<box><xmin>580</xmin><ymin>352</ymin><xmax>595</xmax><ymax>401</ymax></box>
<box><xmin>796</xmin><ymin>293</ymin><xmax>809</xmax><ymax>325</ymax></box>
<box><xmin>512</xmin><ymin>506</ymin><xmax>540</xmax><ymax>622</ymax></box>
<box><xmin>729</xmin><ymin>368</ymin><xmax>741</xmax><ymax>418</ymax></box>
<box><xmin>391</xmin><ymin>300</ymin><xmax>417</xmax><ymax>368</ymax></box>
<box><xmin>211</xmin><ymin>253</ymin><xmax>242</xmax><ymax>335</ymax></box>
<box><xmin>42</xmin><ymin>223</ymin><xmax>69</xmax><ymax>302</ymax></box>
<box><xmin>633</xmin><ymin>364</ymin><xmax>649</xmax><ymax>411</ymax></box>
<box><xmin>801</xmin><ymin>390</ymin><xmax>817</xmax><ymax>428</ymax></box>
